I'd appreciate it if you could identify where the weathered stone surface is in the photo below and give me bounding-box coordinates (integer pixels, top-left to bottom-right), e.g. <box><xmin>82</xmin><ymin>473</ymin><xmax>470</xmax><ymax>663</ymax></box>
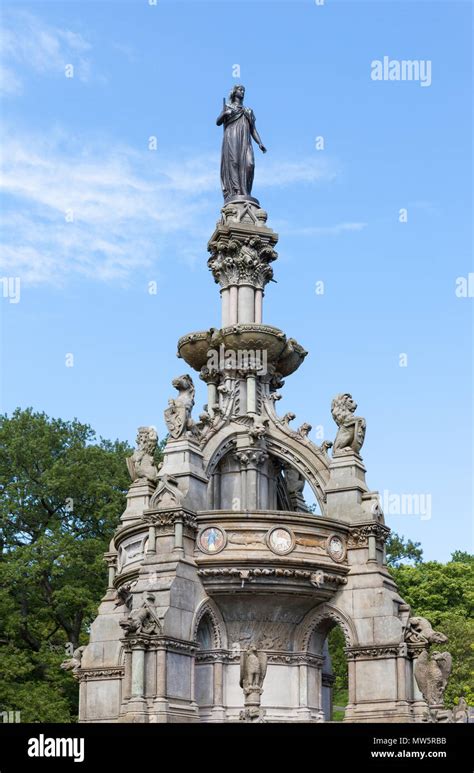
<box><xmin>76</xmin><ymin>92</ymin><xmax>448</xmax><ymax>724</ymax></box>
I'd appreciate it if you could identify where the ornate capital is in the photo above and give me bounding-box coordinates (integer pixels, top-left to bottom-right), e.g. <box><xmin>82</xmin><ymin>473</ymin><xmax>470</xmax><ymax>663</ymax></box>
<box><xmin>348</xmin><ymin>523</ymin><xmax>390</xmax><ymax>548</ymax></box>
<box><xmin>143</xmin><ymin>508</ymin><xmax>197</xmax><ymax>532</ymax></box>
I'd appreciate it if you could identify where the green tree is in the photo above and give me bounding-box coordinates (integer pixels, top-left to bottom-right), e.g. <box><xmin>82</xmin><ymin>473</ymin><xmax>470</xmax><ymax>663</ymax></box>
<box><xmin>390</xmin><ymin>553</ymin><xmax>474</xmax><ymax>706</ymax></box>
<box><xmin>0</xmin><ymin>408</ymin><xmax>134</xmax><ymax>722</ymax></box>
<box><xmin>385</xmin><ymin>532</ymin><xmax>423</xmax><ymax>567</ymax></box>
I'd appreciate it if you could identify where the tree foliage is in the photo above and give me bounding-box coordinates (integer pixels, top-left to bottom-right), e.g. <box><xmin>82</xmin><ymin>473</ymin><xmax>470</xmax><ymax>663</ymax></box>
<box><xmin>0</xmin><ymin>408</ymin><xmax>133</xmax><ymax>721</ymax></box>
<box><xmin>328</xmin><ymin>535</ymin><xmax>474</xmax><ymax>715</ymax></box>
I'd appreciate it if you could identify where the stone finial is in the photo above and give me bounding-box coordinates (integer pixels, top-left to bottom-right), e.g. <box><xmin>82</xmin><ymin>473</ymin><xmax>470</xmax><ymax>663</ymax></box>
<box><xmin>164</xmin><ymin>374</ymin><xmax>199</xmax><ymax>439</ymax></box>
<box><xmin>126</xmin><ymin>426</ymin><xmax>159</xmax><ymax>483</ymax></box>
<box><xmin>331</xmin><ymin>393</ymin><xmax>366</xmax><ymax>455</ymax></box>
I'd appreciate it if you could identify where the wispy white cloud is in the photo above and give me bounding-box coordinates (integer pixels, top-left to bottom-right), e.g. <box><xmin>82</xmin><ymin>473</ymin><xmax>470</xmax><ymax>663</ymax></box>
<box><xmin>0</xmin><ymin>128</ymin><xmax>345</xmax><ymax>285</ymax></box>
<box><xmin>0</xmin><ymin>10</ymin><xmax>92</xmax><ymax>94</ymax></box>
<box><xmin>283</xmin><ymin>222</ymin><xmax>368</xmax><ymax>237</ymax></box>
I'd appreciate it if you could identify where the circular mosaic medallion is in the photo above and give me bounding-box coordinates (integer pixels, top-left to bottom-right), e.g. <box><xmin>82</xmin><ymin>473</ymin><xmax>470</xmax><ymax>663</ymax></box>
<box><xmin>326</xmin><ymin>534</ymin><xmax>346</xmax><ymax>562</ymax></box>
<box><xmin>198</xmin><ymin>526</ymin><xmax>226</xmax><ymax>555</ymax></box>
<box><xmin>266</xmin><ymin>527</ymin><xmax>295</xmax><ymax>555</ymax></box>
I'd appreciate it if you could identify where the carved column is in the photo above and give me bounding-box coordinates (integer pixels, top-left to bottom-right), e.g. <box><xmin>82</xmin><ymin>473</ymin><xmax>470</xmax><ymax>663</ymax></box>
<box><xmin>146</xmin><ymin>524</ymin><xmax>156</xmax><ymax>555</ymax></box>
<box><xmin>103</xmin><ymin>552</ymin><xmax>117</xmax><ymax>592</ymax></box>
<box><xmin>221</xmin><ymin>287</ymin><xmax>230</xmax><ymax>327</ymax></box>
<box><xmin>131</xmin><ymin>643</ymin><xmax>146</xmax><ymax>698</ymax></box>
<box><xmin>246</xmin><ymin>374</ymin><xmax>257</xmax><ymax>414</ymax></box>
<box><xmin>246</xmin><ymin>450</ymin><xmax>267</xmax><ymax>511</ymax></box>
<box><xmin>234</xmin><ymin>451</ymin><xmax>248</xmax><ymax>510</ymax></box>
<box><xmin>396</xmin><ymin>643</ymin><xmax>408</xmax><ymax>703</ymax></box>
<box><xmin>229</xmin><ymin>285</ymin><xmax>238</xmax><ymax>325</ymax></box>
<box><xmin>238</xmin><ymin>285</ymin><xmax>255</xmax><ymax>323</ymax></box>
<box><xmin>212</xmin><ymin>470</ymin><xmax>221</xmax><ymax>510</ymax></box>
<box><xmin>368</xmin><ymin>533</ymin><xmax>377</xmax><ymax>563</ymax></box>
<box><xmin>254</xmin><ymin>288</ymin><xmax>263</xmax><ymax>323</ymax></box>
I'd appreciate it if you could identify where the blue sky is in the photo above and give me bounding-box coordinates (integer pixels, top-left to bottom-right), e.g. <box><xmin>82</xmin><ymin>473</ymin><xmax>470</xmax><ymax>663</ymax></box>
<box><xmin>0</xmin><ymin>0</ymin><xmax>472</xmax><ymax>561</ymax></box>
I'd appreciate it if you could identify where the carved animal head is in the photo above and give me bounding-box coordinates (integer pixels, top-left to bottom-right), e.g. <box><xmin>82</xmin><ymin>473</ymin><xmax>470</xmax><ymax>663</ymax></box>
<box><xmin>172</xmin><ymin>374</ymin><xmax>195</xmax><ymax>394</ymax></box>
<box><xmin>331</xmin><ymin>393</ymin><xmax>357</xmax><ymax>427</ymax></box>
<box><xmin>136</xmin><ymin>426</ymin><xmax>158</xmax><ymax>455</ymax></box>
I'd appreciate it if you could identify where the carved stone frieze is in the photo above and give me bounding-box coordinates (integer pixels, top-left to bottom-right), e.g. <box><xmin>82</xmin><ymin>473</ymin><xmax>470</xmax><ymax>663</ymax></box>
<box><xmin>76</xmin><ymin>667</ymin><xmax>125</xmax><ymax>683</ymax></box>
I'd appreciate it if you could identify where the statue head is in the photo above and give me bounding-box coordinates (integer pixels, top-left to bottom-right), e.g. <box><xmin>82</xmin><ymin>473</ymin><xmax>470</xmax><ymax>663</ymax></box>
<box><xmin>331</xmin><ymin>393</ymin><xmax>357</xmax><ymax>427</ymax></box>
<box><xmin>136</xmin><ymin>426</ymin><xmax>158</xmax><ymax>455</ymax></box>
<box><xmin>229</xmin><ymin>84</ymin><xmax>245</xmax><ymax>103</ymax></box>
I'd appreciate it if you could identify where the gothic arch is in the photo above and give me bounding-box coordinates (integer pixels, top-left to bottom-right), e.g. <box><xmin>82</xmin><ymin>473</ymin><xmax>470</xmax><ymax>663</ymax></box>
<box><xmin>295</xmin><ymin>603</ymin><xmax>359</xmax><ymax>652</ymax></box>
<box><xmin>192</xmin><ymin>598</ymin><xmax>228</xmax><ymax>650</ymax></box>
<box><xmin>203</xmin><ymin>425</ymin><xmax>330</xmax><ymax>514</ymax></box>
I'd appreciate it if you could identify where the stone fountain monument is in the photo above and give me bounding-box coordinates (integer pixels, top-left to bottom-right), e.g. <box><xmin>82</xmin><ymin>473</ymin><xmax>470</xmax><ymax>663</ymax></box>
<box><xmin>76</xmin><ymin>86</ymin><xmax>455</xmax><ymax>723</ymax></box>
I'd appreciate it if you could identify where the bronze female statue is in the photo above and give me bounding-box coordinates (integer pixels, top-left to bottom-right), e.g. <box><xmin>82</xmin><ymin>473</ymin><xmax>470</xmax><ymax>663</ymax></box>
<box><xmin>216</xmin><ymin>84</ymin><xmax>267</xmax><ymax>203</ymax></box>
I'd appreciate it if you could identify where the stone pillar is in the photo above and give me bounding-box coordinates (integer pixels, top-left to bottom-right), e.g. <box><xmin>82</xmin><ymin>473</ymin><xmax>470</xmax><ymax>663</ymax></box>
<box><xmin>103</xmin><ymin>552</ymin><xmax>117</xmax><ymax>592</ymax></box>
<box><xmin>229</xmin><ymin>285</ymin><xmax>238</xmax><ymax>325</ymax></box>
<box><xmin>298</xmin><ymin>663</ymin><xmax>308</xmax><ymax>710</ymax></box>
<box><xmin>123</xmin><ymin>650</ymin><xmax>132</xmax><ymax>701</ymax></box>
<box><xmin>234</xmin><ymin>452</ymin><xmax>249</xmax><ymax>510</ymax></box>
<box><xmin>238</xmin><ymin>285</ymin><xmax>255</xmax><ymax>323</ymax></box>
<box><xmin>213</xmin><ymin>470</ymin><xmax>221</xmax><ymax>510</ymax></box>
<box><xmin>156</xmin><ymin>647</ymin><xmax>166</xmax><ymax>698</ymax></box>
<box><xmin>368</xmin><ymin>533</ymin><xmax>377</xmax><ymax>563</ymax></box>
<box><xmin>174</xmin><ymin>518</ymin><xmax>184</xmax><ymax>554</ymax></box>
<box><xmin>131</xmin><ymin>645</ymin><xmax>145</xmax><ymax>698</ymax></box>
<box><xmin>207</xmin><ymin>383</ymin><xmax>217</xmax><ymax>415</ymax></box>
<box><xmin>221</xmin><ymin>287</ymin><xmax>230</xmax><ymax>327</ymax></box>
<box><xmin>347</xmin><ymin>656</ymin><xmax>356</xmax><ymax>707</ymax></box>
<box><xmin>246</xmin><ymin>374</ymin><xmax>257</xmax><ymax>414</ymax></box>
<box><xmin>254</xmin><ymin>288</ymin><xmax>263</xmax><ymax>323</ymax></box>
<box><xmin>147</xmin><ymin>524</ymin><xmax>156</xmax><ymax>555</ymax></box>
<box><xmin>247</xmin><ymin>465</ymin><xmax>258</xmax><ymax>510</ymax></box>
<box><xmin>397</xmin><ymin>644</ymin><xmax>408</xmax><ymax>702</ymax></box>
<box><xmin>213</xmin><ymin>659</ymin><xmax>224</xmax><ymax>706</ymax></box>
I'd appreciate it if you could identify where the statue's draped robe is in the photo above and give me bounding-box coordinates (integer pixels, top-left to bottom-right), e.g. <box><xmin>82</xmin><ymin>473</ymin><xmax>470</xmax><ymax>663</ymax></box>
<box><xmin>220</xmin><ymin>106</ymin><xmax>256</xmax><ymax>201</ymax></box>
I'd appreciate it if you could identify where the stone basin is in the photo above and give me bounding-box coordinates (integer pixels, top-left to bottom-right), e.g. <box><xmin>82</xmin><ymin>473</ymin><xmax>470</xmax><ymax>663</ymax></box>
<box><xmin>177</xmin><ymin>324</ymin><xmax>307</xmax><ymax>374</ymax></box>
<box><xmin>177</xmin><ymin>329</ymin><xmax>217</xmax><ymax>371</ymax></box>
<box><xmin>275</xmin><ymin>338</ymin><xmax>308</xmax><ymax>376</ymax></box>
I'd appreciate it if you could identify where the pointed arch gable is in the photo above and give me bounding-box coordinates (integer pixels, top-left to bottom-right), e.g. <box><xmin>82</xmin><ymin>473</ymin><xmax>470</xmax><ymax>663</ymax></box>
<box><xmin>296</xmin><ymin>603</ymin><xmax>358</xmax><ymax>651</ymax></box>
<box><xmin>192</xmin><ymin>598</ymin><xmax>227</xmax><ymax>650</ymax></box>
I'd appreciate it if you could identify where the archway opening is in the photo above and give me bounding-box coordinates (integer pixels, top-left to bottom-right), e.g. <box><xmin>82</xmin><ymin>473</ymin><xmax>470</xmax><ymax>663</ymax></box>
<box><xmin>195</xmin><ymin>613</ymin><xmax>215</xmax><ymax>714</ymax></box>
<box><xmin>307</xmin><ymin>616</ymin><xmax>350</xmax><ymax>722</ymax></box>
<box><xmin>327</xmin><ymin>626</ymin><xmax>348</xmax><ymax>721</ymax></box>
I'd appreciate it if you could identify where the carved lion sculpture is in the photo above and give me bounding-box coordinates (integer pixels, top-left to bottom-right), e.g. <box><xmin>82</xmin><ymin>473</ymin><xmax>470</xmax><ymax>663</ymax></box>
<box><xmin>414</xmin><ymin>649</ymin><xmax>452</xmax><ymax>706</ymax></box>
<box><xmin>126</xmin><ymin>426</ymin><xmax>159</xmax><ymax>483</ymax></box>
<box><xmin>331</xmin><ymin>393</ymin><xmax>366</xmax><ymax>455</ymax></box>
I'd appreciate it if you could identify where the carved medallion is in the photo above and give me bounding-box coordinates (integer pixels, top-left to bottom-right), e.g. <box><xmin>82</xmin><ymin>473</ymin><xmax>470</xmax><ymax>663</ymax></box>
<box><xmin>198</xmin><ymin>526</ymin><xmax>227</xmax><ymax>555</ymax></box>
<box><xmin>326</xmin><ymin>534</ymin><xmax>346</xmax><ymax>563</ymax></box>
<box><xmin>266</xmin><ymin>526</ymin><xmax>295</xmax><ymax>555</ymax></box>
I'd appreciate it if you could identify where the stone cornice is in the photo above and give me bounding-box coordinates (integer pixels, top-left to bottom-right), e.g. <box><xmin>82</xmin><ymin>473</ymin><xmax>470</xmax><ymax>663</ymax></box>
<box><xmin>197</xmin><ymin>565</ymin><xmax>347</xmax><ymax>586</ymax></box>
